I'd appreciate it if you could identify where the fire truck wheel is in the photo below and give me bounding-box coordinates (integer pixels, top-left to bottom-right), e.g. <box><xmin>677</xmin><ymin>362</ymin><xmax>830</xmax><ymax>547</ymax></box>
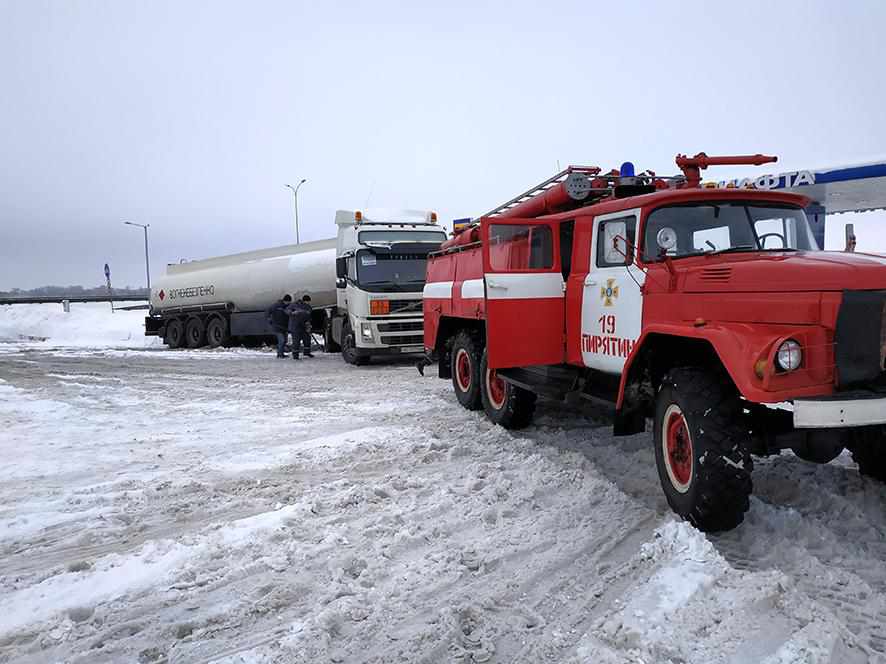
<box><xmin>451</xmin><ymin>331</ymin><xmax>482</xmax><ymax>410</ymax></box>
<box><xmin>849</xmin><ymin>426</ymin><xmax>886</xmax><ymax>482</ymax></box>
<box><xmin>206</xmin><ymin>316</ymin><xmax>230</xmax><ymax>348</ymax></box>
<box><xmin>480</xmin><ymin>350</ymin><xmax>536</xmax><ymax>429</ymax></box>
<box><xmin>654</xmin><ymin>368</ymin><xmax>753</xmax><ymax>532</ymax></box>
<box><xmin>185</xmin><ymin>317</ymin><xmax>207</xmax><ymax>349</ymax></box>
<box><xmin>165</xmin><ymin>318</ymin><xmax>184</xmax><ymax>349</ymax></box>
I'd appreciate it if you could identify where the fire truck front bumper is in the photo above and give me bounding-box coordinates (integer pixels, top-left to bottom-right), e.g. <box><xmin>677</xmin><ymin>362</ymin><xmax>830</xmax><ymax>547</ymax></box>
<box><xmin>793</xmin><ymin>395</ymin><xmax>886</xmax><ymax>429</ymax></box>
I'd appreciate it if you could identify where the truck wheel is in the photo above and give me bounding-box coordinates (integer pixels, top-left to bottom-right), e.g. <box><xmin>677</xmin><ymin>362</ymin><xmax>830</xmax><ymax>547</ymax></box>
<box><xmin>849</xmin><ymin>426</ymin><xmax>886</xmax><ymax>482</ymax></box>
<box><xmin>654</xmin><ymin>368</ymin><xmax>753</xmax><ymax>532</ymax></box>
<box><xmin>324</xmin><ymin>323</ymin><xmax>342</xmax><ymax>353</ymax></box>
<box><xmin>165</xmin><ymin>319</ymin><xmax>184</xmax><ymax>349</ymax></box>
<box><xmin>341</xmin><ymin>324</ymin><xmax>368</xmax><ymax>366</ymax></box>
<box><xmin>206</xmin><ymin>316</ymin><xmax>230</xmax><ymax>348</ymax></box>
<box><xmin>185</xmin><ymin>317</ymin><xmax>207</xmax><ymax>348</ymax></box>
<box><xmin>451</xmin><ymin>331</ymin><xmax>482</xmax><ymax>410</ymax></box>
<box><xmin>480</xmin><ymin>350</ymin><xmax>535</xmax><ymax>428</ymax></box>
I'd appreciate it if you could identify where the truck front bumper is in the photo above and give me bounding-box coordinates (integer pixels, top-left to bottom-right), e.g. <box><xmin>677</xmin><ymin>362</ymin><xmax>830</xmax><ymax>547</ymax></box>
<box><xmin>794</xmin><ymin>395</ymin><xmax>886</xmax><ymax>428</ymax></box>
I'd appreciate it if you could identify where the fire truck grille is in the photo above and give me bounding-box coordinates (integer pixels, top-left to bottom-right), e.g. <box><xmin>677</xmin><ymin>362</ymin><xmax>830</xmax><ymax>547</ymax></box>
<box><xmin>377</xmin><ymin>321</ymin><xmax>424</xmax><ymax>333</ymax></box>
<box><xmin>835</xmin><ymin>290</ymin><xmax>886</xmax><ymax>389</ymax></box>
<box><xmin>380</xmin><ymin>334</ymin><xmax>424</xmax><ymax>346</ymax></box>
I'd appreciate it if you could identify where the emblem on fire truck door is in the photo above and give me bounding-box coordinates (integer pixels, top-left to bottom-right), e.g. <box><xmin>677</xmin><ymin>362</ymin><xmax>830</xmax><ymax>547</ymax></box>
<box><xmin>600</xmin><ymin>278</ymin><xmax>619</xmax><ymax>307</ymax></box>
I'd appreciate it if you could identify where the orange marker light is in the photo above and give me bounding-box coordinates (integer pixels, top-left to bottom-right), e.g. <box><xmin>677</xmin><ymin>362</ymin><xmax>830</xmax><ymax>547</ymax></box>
<box><xmin>355</xmin><ymin>210</ymin><xmax>363</xmax><ymax>222</ymax></box>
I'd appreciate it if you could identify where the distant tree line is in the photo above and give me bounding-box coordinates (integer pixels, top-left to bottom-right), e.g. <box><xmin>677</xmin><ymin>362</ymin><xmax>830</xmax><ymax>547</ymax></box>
<box><xmin>0</xmin><ymin>285</ymin><xmax>149</xmax><ymax>298</ymax></box>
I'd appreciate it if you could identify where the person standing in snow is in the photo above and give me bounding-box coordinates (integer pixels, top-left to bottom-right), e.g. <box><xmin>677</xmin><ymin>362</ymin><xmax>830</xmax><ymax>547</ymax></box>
<box><xmin>286</xmin><ymin>294</ymin><xmax>314</xmax><ymax>360</ymax></box>
<box><xmin>267</xmin><ymin>294</ymin><xmax>292</xmax><ymax>359</ymax></box>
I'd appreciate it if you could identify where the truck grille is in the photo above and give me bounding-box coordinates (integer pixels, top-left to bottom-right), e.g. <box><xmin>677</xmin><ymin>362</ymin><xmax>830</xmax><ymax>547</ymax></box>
<box><xmin>835</xmin><ymin>290</ymin><xmax>886</xmax><ymax>389</ymax></box>
<box><xmin>388</xmin><ymin>299</ymin><xmax>423</xmax><ymax>315</ymax></box>
<box><xmin>377</xmin><ymin>321</ymin><xmax>423</xmax><ymax>333</ymax></box>
<box><xmin>380</xmin><ymin>334</ymin><xmax>423</xmax><ymax>346</ymax></box>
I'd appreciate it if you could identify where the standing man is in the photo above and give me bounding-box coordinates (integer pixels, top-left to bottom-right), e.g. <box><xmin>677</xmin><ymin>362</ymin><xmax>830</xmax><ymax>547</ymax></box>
<box><xmin>287</xmin><ymin>294</ymin><xmax>314</xmax><ymax>360</ymax></box>
<box><xmin>267</xmin><ymin>294</ymin><xmax>292</xmax><ymax>358</ymax></box>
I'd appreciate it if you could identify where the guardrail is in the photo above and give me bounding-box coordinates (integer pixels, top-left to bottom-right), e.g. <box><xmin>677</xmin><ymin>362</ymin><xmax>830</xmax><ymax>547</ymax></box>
<box><xmin>0</xmin><ymin>296</ymin><xmax>149</xmax><ymax>305</ymax></box>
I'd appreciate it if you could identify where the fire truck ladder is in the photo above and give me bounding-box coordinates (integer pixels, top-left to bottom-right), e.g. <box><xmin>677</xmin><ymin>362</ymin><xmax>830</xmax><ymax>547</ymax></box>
<box><xmin>482</xmin><ymin>165</ymin><xmax>602</xmax><ymax>218</ymax></box>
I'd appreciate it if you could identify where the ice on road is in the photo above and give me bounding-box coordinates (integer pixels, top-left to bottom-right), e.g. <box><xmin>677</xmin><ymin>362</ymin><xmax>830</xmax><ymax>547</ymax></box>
<box><xmin>2</xmin><ymin>311</ymin><xmax>886</xmax><ymax>662</ymax></box>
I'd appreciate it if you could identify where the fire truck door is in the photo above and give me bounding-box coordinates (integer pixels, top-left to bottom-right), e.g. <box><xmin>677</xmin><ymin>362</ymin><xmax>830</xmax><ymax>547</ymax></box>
<box><xmin>581</xmin><ymin>209</ymin><xmax>645</xmax><ymax>374</ymax></box>
<box><xmin>482</xmin><ymin>217</ymin><xmax>565</xmax><ymax>369</ymax></box>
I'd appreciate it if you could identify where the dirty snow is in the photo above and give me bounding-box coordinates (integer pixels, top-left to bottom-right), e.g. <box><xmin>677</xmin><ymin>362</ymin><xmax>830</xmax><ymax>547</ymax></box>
<box><xmin>1</xmin><ymin>305</ymin><xmax>886</xmax><ymax>663</ymax></box>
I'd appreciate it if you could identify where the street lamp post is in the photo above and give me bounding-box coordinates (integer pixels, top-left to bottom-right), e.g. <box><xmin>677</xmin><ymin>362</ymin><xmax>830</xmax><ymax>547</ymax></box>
<box><xmin>123</xmin><ymin>221</ymin><xmax>151</xmax><ymax>292</ymax></box>
<box><xmin>285</xmin><ymin>179</ymin><xmax>307</xmax><ymax>243</ymax></box>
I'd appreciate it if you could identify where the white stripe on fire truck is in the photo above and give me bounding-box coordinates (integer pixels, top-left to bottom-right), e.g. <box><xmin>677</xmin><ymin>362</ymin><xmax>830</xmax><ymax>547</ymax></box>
<box><xmin>423</xmin><ymin>281</ymin><xmax>454</xmax><ymax>298</ymax></box>
<box><xmin>483</xmin><ymin>273</ymin><xmax>564</xmax><ymax>300</ymax></box>
<box><xmin>460</xmin><ymin>279</ymin><xmax>484</xmax><ymax>299</ymax></box>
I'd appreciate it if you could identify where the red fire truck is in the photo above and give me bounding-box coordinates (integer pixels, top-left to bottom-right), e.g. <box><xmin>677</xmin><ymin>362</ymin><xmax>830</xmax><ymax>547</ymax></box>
<box><xmin>422</xmin><ymin>153</ymin><xmax>886</xmax><ymax>531</ymax></box>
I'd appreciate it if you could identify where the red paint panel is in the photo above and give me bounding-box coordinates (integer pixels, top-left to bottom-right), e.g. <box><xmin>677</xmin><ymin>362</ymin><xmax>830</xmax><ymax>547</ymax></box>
<box><xmin>487</xmin><ymin>297</ymin><xmax>564</xmax><ymax>369</ymax></box>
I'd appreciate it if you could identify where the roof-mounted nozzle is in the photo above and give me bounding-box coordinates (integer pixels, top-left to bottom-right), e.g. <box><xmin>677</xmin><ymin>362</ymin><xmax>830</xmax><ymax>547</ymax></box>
<box><xmin>675</xmin><ymin>152</ymin><xmax>777</xmax><ymax>188</ymax></box>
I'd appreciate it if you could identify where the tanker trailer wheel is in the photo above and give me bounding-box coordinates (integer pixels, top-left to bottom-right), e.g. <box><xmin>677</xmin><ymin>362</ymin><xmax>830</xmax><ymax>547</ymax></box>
<box><xmin>165</xmin><ymin>318</ymin><xmax>184</xmax><ymax>349</ymax></box>
<box><xmin>185</xmin><ymin>316</ymin><xmax>207</xmax><ymax>349</ymax></box>
<box><xmin>480</xmin><ymin>350</ymin><xmax>536</xmax><ymax>428</ymax></box>
<box><xmin>451</xmin><ymin>331</ymin><xmax>482</xmax><ymax>410</ymax></box>
<box><xmin>849</xmin><ymin>425</ymin><xmax>886</xmax><ymax>482</ymax></box>
<box><xmin>341</xmin><ymin>322</ymin><xmax>368</xmax><ymax>366</ymax></box>
<box><xmin>206</xmin><ymin>316</ymin><xmax>231</xmax><ymax>348</ymax></box>
<box><xmin>653</xmin><ymin>368</ymin><xmax>753</xmax><ymax>532</ymax></box>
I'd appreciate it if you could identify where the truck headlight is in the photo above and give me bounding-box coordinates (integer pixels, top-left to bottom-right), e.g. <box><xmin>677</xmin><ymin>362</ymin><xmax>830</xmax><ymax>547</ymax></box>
<box><xmin>776</xmin><ymin>339</ymin><xmax>802</xmax><ymax>372</ymax></box>
<box><xmin>360</xmin><ymin>322</ymin><xmax>373</xmax><ymax>340</ymax></box>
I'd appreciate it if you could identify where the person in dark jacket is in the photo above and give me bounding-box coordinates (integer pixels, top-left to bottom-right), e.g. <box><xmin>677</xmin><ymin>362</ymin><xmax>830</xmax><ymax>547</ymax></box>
<box><xmin>267</xmin><ymin>294</ymin><xmax>292</xmax><ymax>358</ymax></box>
<box><xmin>286</xmin><ymin>294</ymin><xmax>314</xmax><ymax>359</ymax></box>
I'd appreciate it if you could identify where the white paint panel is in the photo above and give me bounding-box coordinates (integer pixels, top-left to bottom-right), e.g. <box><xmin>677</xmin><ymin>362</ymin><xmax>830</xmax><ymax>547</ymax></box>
<box><xmin>460</xmin><ymin>279</ymin><xmax>484</xmax><ymax>299</ymax></box>
<box><xmin>483</xmin><ymin>273</ymin><xmax>564</xmax><ymax>300</ymax></box>
<box><xmin>794</xmin><ymin>397</ymin><xmax>886</xmax><ymax>428</ymax></box>
<box><xmin>423</xmin><ymin>281</ymin><xmax>453</xmax><ymax>298</ymax></box>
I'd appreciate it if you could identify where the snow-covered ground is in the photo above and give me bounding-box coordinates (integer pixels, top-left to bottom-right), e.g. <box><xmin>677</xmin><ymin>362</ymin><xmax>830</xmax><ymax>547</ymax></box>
<box><xmin>2</xmin><ymin>305</ymin><xmax>886</xmax><ymax>663</ymax></box>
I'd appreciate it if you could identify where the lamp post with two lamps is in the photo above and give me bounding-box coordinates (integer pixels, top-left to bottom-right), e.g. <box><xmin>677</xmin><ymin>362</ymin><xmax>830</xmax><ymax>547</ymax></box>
<box><xmin>285</xmin><ymin>179</ymin><xmax>307</xmax><ymax>243</ymax></box>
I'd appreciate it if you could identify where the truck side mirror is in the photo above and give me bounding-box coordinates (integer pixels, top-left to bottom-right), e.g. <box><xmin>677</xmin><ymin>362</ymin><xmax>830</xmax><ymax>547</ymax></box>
<box><xmin>336</xmin><ymin>256</ymin><xmax>347</xmax><ymax>279</ymax></box>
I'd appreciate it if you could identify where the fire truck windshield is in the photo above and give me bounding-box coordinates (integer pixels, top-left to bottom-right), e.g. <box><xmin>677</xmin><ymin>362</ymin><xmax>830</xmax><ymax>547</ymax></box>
<box><xmin>354</xmin><ymin>249</ymin><xmax>428</xmax><ymax>292</ymax></box>
<box><xmin>643</xmin><ymin>203</ymin><xmax>820</xmax><ymax>261</ymax></box>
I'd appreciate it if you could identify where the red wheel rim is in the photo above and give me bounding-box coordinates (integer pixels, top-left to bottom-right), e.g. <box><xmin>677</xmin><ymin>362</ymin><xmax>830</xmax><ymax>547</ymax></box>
<box><xmin>455</xmin><ymin>349</ymin><xmax>472</xmax><ymax>392</ymax></box>
<box><xmin>486</xmin><ymin>368</ymin><xmax>506</xmax><ymax>409</ymax></box>
<box><xmin>663</xmin><ymin>405</ymin><xmax>693</xmax><ymax>493</ymax></box>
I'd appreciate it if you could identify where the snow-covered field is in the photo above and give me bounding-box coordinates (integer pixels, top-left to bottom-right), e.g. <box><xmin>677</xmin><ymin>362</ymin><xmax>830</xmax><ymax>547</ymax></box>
<box><xmin>2</xmin><ymin>304</ymin><xmax>886</xmax><ymax>663</ymax></box>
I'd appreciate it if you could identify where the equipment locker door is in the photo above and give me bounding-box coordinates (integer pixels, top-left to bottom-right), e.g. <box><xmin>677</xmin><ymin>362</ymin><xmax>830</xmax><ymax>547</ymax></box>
<box><xmin>482</xmin><ymin>217</ymin><xmax>565</xmax><ymax>369</ymax></box>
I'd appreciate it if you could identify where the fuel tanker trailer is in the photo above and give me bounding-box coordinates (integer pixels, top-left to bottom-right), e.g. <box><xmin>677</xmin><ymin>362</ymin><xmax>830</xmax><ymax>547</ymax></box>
<box><xmin>145</xmin><ymin>238</ymin><xmax>337</xmax><ymax>349</ymax></box>
<box><xmin>146</xmin><ymin>208</ymin><xmax>446</xmax><ymax>362</ymax></box>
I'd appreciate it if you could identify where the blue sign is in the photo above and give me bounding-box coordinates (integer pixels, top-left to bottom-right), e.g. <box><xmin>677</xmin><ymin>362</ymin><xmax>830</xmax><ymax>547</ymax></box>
<box><xmin>104</xmin><ymin>263</ymin><xmax>110</xmax><ymax>279</ymax></box>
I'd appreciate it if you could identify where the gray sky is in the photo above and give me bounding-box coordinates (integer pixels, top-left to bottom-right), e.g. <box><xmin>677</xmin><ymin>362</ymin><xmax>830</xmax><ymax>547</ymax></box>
<box><xmin>2</xmin><ymin>0</ymin><xmax>885</xmax><ymax>290</ymax></box>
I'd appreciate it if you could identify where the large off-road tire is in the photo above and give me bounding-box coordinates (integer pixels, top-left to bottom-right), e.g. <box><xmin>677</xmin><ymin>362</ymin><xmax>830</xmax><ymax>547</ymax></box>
<box><xmin>341</xmin><ymin>323</ymin><xmax>368</xmax><ymax>366</ymax></box>
<box><xmin>849</xmin><ymin>425</ymin><xmax>886</xmax><ymax>482</ymax></box>
<box><xmin>185</xmin><ymin>317</ymin><xmax>207</xmax><ymax>349</ymax></box>
<box><xmin>480</xmin><ymin>350</ymin><xmax>536</xmax><ymax>429</ymax></box>
<box><xmin>451</xmin><ymin>331</ymin><xmax>482</xmax><ymax>410</ymax></box>
<box><xmin>206</xmin><ymin>316</ymin><xmax>231</xmax><ymax>348</ymax></box>
<box><xmin>165</xmin><ymin>318</ymin><xmax>184</xmax><ymax>349</ymax></box>
<box><xmin>654</xmin><ymin>368</ymin><xmax>753</xmax><ymax>532</ymax></box>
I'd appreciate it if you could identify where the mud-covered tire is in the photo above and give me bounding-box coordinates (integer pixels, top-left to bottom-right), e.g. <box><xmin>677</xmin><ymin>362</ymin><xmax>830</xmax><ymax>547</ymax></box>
<box><xmin>451</xmin><ymin>331</ymin><xmax>482</xmax><ymax>410</ymax></box>
<box><xmin>185</xmin><ymin>317</ymin><xmax>206</xmax><ymax>349</ymax></box>
<box><xmin>654</xmin><ymin>368</ymin><xmax>753</xmax><ymax>532</ymax></box>
<box><xmin>165</xmin><ymin>318</ymin><xmax>184</xmax><ymax>349</ymax></box>
<box><xmin>206</xmin><ymin>316</ymin><xmax>230</xmax><ymax>348</ymax></box>
<box><xmin>849</xmin><ymin>426</ymin><xmax>886</xmax><ymax>482</ymax></box>
<box><xmin>480</xmin><ymin>350</ymin><xmax>536</xmax><ymax>428</ymax></box>
<box><xmin>341</xmin><ymin>323</ymin><xmax>368</xmax><ymax>366</ymax></box>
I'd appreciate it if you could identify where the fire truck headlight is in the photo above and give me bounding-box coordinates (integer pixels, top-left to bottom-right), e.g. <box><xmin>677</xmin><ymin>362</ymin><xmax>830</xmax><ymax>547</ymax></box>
<box><xmin>776</xmin><ymin>339</ymin><xmax>802</xmax><ymax>372</ymax></box>
<box><xmin>360</xmin><ymin>322</ymin><xmax>373</xmax><ymax>340</ymax></box>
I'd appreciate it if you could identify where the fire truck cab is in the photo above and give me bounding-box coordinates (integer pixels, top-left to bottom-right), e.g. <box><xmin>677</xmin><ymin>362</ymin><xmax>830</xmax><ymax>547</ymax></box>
<box><xmin>423</xmin><ymin>154</ymin><xmax>886</xmax><ymax>532</ymax></box>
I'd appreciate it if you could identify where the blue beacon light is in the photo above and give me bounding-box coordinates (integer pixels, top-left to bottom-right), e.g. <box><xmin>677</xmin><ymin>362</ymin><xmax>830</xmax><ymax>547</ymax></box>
<box><xmin>619</xmin><ymin>161</ymin><xmax>635</xmax><ymax>177</ymax></box>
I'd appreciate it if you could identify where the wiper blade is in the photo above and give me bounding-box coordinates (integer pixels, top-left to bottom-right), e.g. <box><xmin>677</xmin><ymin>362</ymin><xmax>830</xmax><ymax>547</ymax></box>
<box><xmin>705</xmin><ymin>244</ymin><xmax>757</xmax><ymax>256</ymax></box>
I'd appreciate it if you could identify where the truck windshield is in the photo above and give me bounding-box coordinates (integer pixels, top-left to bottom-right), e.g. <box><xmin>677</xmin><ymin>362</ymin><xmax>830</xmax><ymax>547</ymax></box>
<box><xmin>359</xmin><ymin>230</ymin><xmax>446</xmax><ymax>244</ymax></box>
<box><xmin>643</xmin><ymin>203</ymin><xmax>819</xmax><ymax>261</ymax></box>
<box><xmin>355</xmin><ymin>250</ymin><xmax>429</xmax><ymax>292</ymax></box>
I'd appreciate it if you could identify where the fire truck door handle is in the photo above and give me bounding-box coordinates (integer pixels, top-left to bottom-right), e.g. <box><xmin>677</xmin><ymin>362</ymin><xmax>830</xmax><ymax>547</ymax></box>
<box><xmin>586</xmin><ymin>279</ymin><xmax>598</xmax><ymax>286</ymax></box>
<box><xmin>486</xmin><ymin>280</ymin><xmax>508</xmax><ymax>290</ymax></box>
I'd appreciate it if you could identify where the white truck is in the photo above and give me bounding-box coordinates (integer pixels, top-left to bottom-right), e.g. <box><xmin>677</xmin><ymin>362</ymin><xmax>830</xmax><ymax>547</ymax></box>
<box><xmin>145</xmin><ymin>209</ymin><xmax>446</xmax><ymax>363</ymax></box>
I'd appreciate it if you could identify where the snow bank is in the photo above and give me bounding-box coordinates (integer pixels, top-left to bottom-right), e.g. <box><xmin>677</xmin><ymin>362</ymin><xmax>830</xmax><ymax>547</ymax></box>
<box><xmin>0</xmin><ymin>302</ymin><xmax>160</xmax><ymax>348</ymax></box>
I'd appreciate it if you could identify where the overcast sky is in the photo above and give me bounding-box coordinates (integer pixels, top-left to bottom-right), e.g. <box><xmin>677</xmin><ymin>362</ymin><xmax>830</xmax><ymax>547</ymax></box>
<box><xmin>2</xmin><ymin>0</ymin><xmax>885</xmax><ymax>290</ymax></box>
